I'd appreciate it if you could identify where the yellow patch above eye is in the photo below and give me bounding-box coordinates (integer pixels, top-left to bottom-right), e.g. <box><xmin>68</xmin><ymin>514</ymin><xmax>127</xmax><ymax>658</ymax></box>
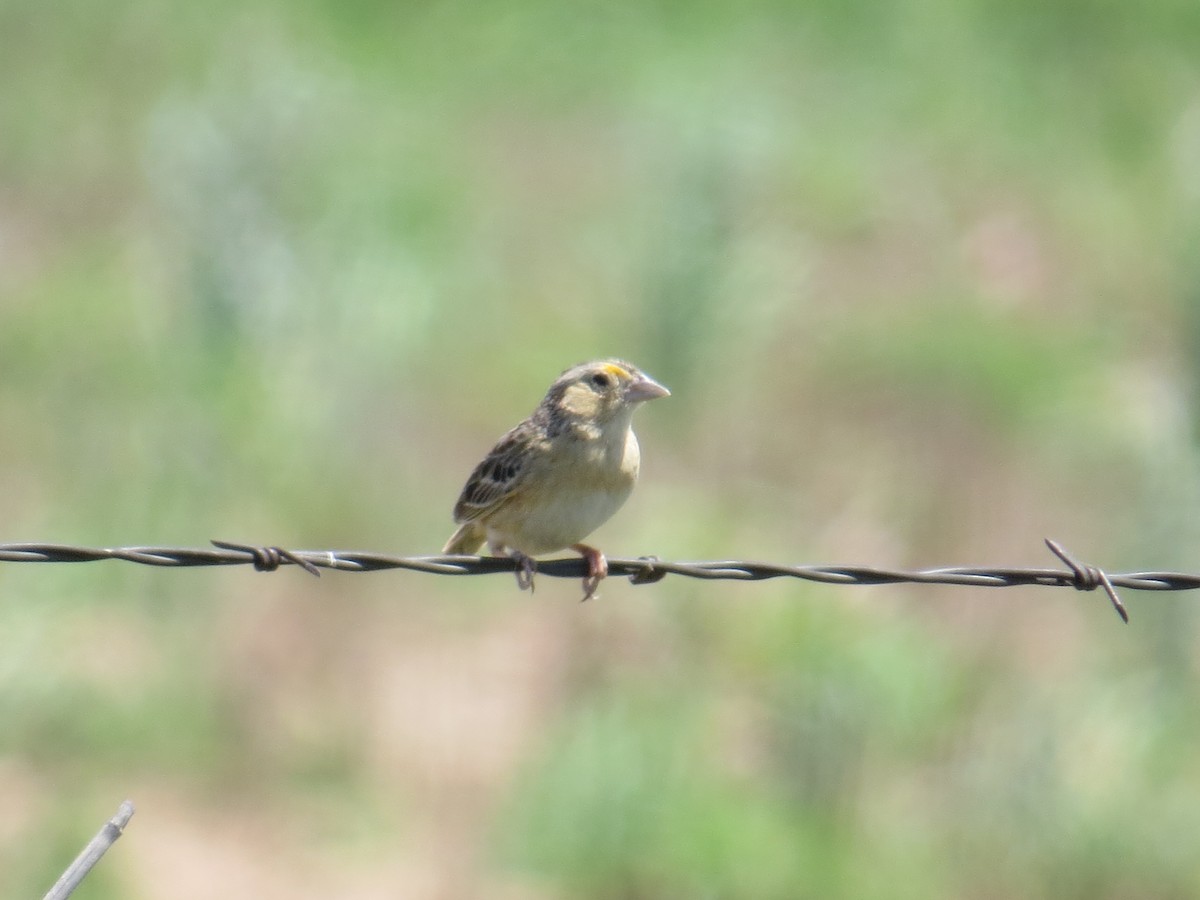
<box><xmin>600</xmin><ymin>363</ymin><xmax>630</xmax><ymax>381</ymax></box>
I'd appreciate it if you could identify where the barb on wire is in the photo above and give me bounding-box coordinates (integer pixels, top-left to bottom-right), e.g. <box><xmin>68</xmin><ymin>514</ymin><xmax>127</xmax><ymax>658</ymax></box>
<box><xmin>42</xmin><ymin>800</ymin><xmax>134</xmax><ymax>900</ymax></box>
<box><xmin>0</xmin><ymin>537</ymin><xmax>1169</xmax><ymax>621</ymax></box>
<box><xmin>211</xmin><ymin>540</ymin><xmax>322</xmax><ymax>577</ymax></box>
<box><xmin>1044</xmin><ymin>538</ymin><xmax>1128</xmax><ymax>623</ymax></box>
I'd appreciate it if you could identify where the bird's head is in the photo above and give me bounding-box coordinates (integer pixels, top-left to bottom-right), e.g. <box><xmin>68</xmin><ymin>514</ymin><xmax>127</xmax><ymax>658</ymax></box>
<box><xmin>546</xmin><ymin>359</ymin><xmax>670</xmax><ymax>428</ymax></box>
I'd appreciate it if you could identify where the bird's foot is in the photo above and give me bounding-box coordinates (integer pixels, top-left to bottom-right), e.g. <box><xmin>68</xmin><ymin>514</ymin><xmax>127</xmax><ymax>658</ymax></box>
<box><xmin>511</xmin><ymin>551</ymin><xmax>537</xmax><ymax>593</ymax></box>
<box><xmin>572</xmin><ymin>543</ymin><xmax>608</xmax><ymax>601</ymax></box>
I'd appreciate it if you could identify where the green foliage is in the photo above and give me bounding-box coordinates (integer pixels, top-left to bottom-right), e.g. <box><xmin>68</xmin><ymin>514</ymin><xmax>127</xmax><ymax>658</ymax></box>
<box><xmin>2</xmin><ymin>0</ymin><xmax>1200</xmax><ymax>895</ymax></box>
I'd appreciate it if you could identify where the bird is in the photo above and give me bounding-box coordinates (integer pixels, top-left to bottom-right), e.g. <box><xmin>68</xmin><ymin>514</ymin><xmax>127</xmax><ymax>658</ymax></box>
<box><xmin>443</xmin><ymin>359</ymin><xmax>670</xmax><ymax>599</ymax></box>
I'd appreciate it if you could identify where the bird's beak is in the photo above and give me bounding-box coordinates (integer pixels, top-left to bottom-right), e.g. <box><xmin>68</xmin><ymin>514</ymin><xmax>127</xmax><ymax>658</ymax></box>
<box><xmin>625</xmin><ymin>373</ymin><xmax>670</xmax><ymax>403</ymax></box>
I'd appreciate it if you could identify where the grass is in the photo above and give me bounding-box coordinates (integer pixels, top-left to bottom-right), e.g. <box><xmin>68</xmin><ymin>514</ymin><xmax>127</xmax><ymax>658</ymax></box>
<box><xmin>2</xmin><ymin>0</ymin><xmax>1200</xmax><ymax>896</ymax></box>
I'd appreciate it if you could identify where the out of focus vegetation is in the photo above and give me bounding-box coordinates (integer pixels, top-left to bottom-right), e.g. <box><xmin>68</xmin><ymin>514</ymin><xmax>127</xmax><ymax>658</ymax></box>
<box><xmin>2</xmin><ymin>0</ymin><xmax>1200</xmax><ymax>897</ymax></box>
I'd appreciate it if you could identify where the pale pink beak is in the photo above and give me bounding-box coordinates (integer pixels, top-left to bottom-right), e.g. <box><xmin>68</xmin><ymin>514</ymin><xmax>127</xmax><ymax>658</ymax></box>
<box><xmin>625</xmin><ymin>374</ymin><xmax>670</xmax><ymax>403</ymax></box>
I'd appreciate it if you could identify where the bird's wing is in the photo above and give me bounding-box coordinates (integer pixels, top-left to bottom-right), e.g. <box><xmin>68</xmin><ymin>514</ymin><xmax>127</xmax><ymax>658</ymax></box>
<box><xmin>451</xmin><ymin>420</ymin><xmax>544</xmax><ymax>523</ymax></box>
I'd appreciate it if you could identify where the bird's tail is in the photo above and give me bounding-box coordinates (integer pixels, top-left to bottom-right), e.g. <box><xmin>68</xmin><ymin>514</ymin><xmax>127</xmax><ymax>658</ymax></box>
<box><xmin>442</xmin><ymin>522</ymin><xmax>486</xmax><ymax>555</ymax></box>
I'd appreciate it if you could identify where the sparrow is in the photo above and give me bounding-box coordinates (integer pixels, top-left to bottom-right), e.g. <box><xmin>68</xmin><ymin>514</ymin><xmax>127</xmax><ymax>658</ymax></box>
<box><xmin>443</xmin><ymin>359</ymin><xmax>669</xmax><ymax>599</ymax></box>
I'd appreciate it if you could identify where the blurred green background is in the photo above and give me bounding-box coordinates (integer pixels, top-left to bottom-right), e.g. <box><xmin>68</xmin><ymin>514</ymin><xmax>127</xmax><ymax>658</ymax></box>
<box><xmin>3</xmin><ymin>0</ymin><xmax>1200</xmax><ymax>896</ymax></box>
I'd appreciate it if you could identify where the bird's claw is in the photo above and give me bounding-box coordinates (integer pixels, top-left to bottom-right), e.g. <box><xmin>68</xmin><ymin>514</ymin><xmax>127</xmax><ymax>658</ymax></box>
<box><xmin>573</xmin><ymin>544</ymin><xmax>608</xmax><ymax>601</ymax></box>
<box><xmin>513</xmin><ymin>552</ymin><xmax>537</xmax><ymax>593</ymax></box>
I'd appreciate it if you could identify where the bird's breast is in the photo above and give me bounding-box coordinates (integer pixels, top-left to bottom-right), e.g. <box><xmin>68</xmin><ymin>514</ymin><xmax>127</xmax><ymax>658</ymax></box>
<box><xmin>487</xmin><ymin>427</ymin><xmax>641</xmax><ymax>555</ymax></box>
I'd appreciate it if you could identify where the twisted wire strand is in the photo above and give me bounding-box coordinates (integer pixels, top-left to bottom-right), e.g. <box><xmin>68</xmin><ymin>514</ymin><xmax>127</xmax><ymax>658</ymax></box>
<box><xmin>2</xmin><ymin>538</ymin><xmax>1194</xmax><ymax>621</ymax></box>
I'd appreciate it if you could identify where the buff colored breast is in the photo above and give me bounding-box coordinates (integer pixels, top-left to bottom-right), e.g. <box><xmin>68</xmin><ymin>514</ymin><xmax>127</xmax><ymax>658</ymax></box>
<box><xmin>483</xmin><ymin>427</ymin><xmax>640</xmax><ymax>555</ymax></box>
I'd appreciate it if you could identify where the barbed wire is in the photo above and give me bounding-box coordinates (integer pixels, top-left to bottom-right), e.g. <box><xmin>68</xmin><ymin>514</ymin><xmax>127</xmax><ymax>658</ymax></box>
<box><xmin>5</xmin><ymin>536</ymin><xmax>1197</xmax><ymax>622</ymax></box>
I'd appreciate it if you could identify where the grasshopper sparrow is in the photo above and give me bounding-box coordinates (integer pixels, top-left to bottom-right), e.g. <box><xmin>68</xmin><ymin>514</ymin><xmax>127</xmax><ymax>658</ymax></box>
<box><xmin>443</xmin><ymin>359</ymin><xmax>669</xmax><ymax>599</ymax></box>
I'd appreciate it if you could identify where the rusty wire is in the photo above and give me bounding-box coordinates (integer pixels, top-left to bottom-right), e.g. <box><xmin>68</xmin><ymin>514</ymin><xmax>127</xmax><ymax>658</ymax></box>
<box><xmin>1</xmin><ymin>537</ymin><xmax>1194</xmax><ymax>622</ymax></box>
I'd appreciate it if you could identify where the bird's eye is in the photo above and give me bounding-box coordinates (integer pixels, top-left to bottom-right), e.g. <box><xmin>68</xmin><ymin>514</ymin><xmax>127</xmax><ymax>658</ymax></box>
<box><xmin>589</xmin><ymin>372</ymin><xmax>612</xmax><ymax>389</ymax></box>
